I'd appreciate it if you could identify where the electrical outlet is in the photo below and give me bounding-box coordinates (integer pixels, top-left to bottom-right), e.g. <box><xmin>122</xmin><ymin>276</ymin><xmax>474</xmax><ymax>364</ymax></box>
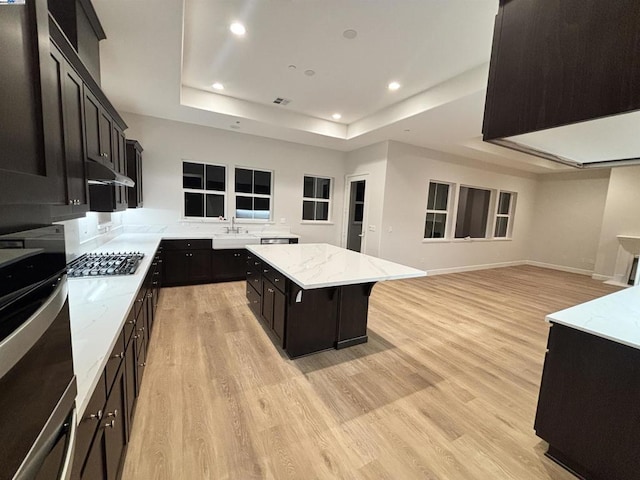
<box><xmin>368</xmin><ymin>225</ymin><xmax>376</xmax><ymax>232</ymax></box>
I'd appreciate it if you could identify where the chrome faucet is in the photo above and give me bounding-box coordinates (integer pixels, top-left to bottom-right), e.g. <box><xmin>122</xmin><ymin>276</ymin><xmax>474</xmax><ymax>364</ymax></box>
<box><xmin>225</xmin><ymin>216</ymin><xmax>240</xmax><ymax>234</ymax></box>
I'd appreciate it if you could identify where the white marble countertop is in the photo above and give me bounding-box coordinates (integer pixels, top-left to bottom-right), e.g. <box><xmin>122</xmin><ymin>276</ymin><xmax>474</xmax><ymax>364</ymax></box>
<box><xmin>69</xmin><ymin>234</ymin><xmax>162</xmax><ymax>420</ymax></box>
<box><xmin>247</xmin><ymin>243</ymin><xmax>426</xmax><ymax>289</ymax></box>
<box><xmin>547</xmin><ymin>286</ymin><xmax>640</xmax><ymax>350</ymax></box>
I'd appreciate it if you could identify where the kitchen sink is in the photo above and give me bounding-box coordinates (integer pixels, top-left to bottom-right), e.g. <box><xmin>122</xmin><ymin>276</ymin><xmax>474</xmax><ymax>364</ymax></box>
<box><xmin>211</xmin><ymin>233</ymin><xmax>260</xmax><ymax>249</ymax></box>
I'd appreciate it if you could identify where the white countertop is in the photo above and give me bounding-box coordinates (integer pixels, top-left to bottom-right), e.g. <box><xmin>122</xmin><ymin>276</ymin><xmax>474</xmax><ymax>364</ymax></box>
<box><xmin>69</xmin><ymin>234</ymin><xmax>162</xmax><ymax>420</ymax></box>
<box><xmin>247</xmin><ymin>243</ymin><xmax>426</xmax><ymax>289</ymax></box>
<box><xmin>547</xmin><ymin>286</ymin><xmax>640</xmax><ymax>350</ymax></box>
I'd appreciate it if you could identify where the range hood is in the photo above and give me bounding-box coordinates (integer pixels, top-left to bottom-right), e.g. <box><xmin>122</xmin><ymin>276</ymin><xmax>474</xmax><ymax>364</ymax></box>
<box><xmin>482</xmin><ymin>0</ymin><xmax>640</xmax><ymax>169</ymax></box>
<box><xmin>87</xmin><ymin>160</ymin><xmax>134</xmax><ymax>187</ymax></box>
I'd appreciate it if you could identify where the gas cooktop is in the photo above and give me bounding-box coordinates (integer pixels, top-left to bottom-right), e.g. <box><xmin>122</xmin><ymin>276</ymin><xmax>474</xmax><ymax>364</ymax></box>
<box><xmin>67</xmin><ymin>252</ymin><xmax>144</xmax><ymax>277</ymax></box>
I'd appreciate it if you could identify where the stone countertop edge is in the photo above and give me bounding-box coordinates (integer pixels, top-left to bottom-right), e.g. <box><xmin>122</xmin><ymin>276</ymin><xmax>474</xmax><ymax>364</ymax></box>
<box><xmin>546</xmin><ymin>285</ymin><xmax>640</xmax><ymax>350</ymax></box>
<box><xmin>246</xmin><ymin>243</ymin><xmax>426</xmax><ymax>290</ymax></box>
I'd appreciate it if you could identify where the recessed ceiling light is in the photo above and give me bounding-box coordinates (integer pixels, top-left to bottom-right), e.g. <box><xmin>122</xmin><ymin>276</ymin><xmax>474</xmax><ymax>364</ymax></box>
<box><xmin>304</xmin><ymin>69</ymin><xmax>315</xmax><ymax>76</ymax></box>
<box><xmin>343</xmin><ymin>29</ymin><xmax>358</xmax><ymax>39</ymax></box>
<box><xmin>288</xmin><ymin>64</ymin><xmax>297</xmax><ymax>70</ymax></box>
<box><xmin>230</xmin><ymin>125</ymin><xmax>240</xmax><ymax>129</ymax></box>
<box><xmin>212</xmin><ymin>82</ymin><xmax>224</xmax><ymax>90</ymax></box>
<box><xmin>332</xmin><ymin>113</ymin><xmax>342</xmax><ymax>120</ymax></box>
<box><xmin>388</xmin><ymin>81</ymin><xmax>401</xmax><ymax>91</ymax></box>
<box><xmin>229</xmin><ymin>22</ymin><xmax>246</xmax><ymax>36</ymax></box>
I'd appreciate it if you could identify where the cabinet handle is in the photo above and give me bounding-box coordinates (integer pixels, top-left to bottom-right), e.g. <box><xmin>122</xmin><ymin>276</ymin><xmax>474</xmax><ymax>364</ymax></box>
<box><xmin>147</xmin><ymin>293</ymin><xmax>152</xmax><ymax>298</ymax></box>
<box><xmin>152</xmin><ymin>281</ymin><xmax>158</xmax><ymax>286</ymax></box>
<box><xmin>263</xmin><ymin>269</ymin><xmax>269</xmax><ymax>273</ymax></box>
<box><xmin>87</xmin><ymin>409</ymin><xmax>103</xmax><ymax>420</ymax></box>
<box><xmin>68</xmin><ymin>200</ymin><xmax>73</xmax><ymax>205</ymax></box>
<box><xmin>187</xmin><ymin>243</ymin><xmax>191</xmax><ymax>247</ymax></box>
<box><xmin>254</xmin><ymin>262</ymin><xmax>259</xmax><ymax>266</ymax></box>
<box><xmin>111</xmin><ymin>352</ymin><xmax>124</xmax><ymax>359</ymax></box>
<box><xmin>274</xmin><ymin>278</ymin><xmax>280</xmax><ymax>282</ymax></box>
<box><xmin>128</xmin><ymin>318</ymin><xmax>136</xmax><ymax>325</ymax></box>
<box><xmin>138</xmin><ymin>326</ymin><xmax>145</xmax><ymax>332</ymax></box>
<box><xmin>106</xmin><ymin>409</ymin><xmax>119</xmax><ymax>418</ymax></box>
<box><xmin>268</xmin><ymin>288</ymin><xmax>274</xmax><ymax>293</ymax></box>
<box><xmin>139</xmin><ymin>362</ymin><xmax>146</xmax><ymax>367</ymax></box>
<box><xmin>104</xmin><ymin>420</ymin><xmax>115</xmax><ymax>429</ymax></box>
<box><xmin>153</xmin><ymin>271</ymin><xmax>160</xmax><ymax>275</ymax></box>
<box><xmin>137</xmin><ymin>298</ymin><xmax>143</xmax><ymax>303</ymax></box>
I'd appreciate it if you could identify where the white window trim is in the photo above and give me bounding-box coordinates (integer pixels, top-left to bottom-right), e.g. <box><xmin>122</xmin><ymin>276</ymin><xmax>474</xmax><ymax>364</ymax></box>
<box><xmin>424</xmin><ymin>180</ymin><xmax>454</xmax><ymax>240</ymax></box>
<box><xmin>182</xmin><ymin>160</ymin><xmax>228</xmax><ymax>221</ymax></box>
<box><xmin>493</xmin><ymin>190</ymin><xmax>516</xmax><ymax>238</ymax></box>
<box><xmin>302</xmin><ymin>175</ymin><xmax>333</xmax><ymax>223</ymax></box>
<box><xmin>233</xmin><ymin>166</ymin><xmax>274</xmax><ymax>223</ymax></box>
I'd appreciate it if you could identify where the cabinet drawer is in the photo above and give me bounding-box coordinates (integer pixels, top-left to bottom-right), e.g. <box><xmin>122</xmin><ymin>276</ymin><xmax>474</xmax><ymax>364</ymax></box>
<box><xmin>161</xmin><ymin>239</ymin><xmax>211</xmax><ymax>250</ymax></box>
<box><xmin>105</xmin><ymin>329</ymin><xmax>126</xmax><ymax>394</ymax></box>
<box><xmin>247</xmin><ymin>270</ymin><xmax>262</xmax><ymax>293</ymax></box>
<box><xmin>264</xmin><ymin>268</ymin><xmax>286</xmax><ymax>292</ymax></box>
<box><xmin>247</xmin><ymin>257</ymin><xmax>262</xmax><ymax>273</ymax></box>
<box><xmin>124</xmin><ymin>307</ymin><xmax>136</xmax><ymax>346</ymax></box>
<box><xmin>246</xmin><ymin>283</ymin><xmax>261</xmax><ymax>316</ymax></box>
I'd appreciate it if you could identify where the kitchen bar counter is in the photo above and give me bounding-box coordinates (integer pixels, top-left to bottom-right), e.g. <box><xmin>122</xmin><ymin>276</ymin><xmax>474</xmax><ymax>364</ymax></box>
<box><xmin>546</xmin><ymin>285</ymin><xmax>640</xmax><ymax>350</ymax></box>
<box><xmin>247</xmin><ymin>243</ymin><xmax>426</xmax><ymax>289</ymax></box>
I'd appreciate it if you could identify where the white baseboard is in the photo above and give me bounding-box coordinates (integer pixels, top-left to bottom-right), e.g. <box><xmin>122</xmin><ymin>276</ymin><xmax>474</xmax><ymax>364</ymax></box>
<box><xmin>524</xmin><ymin>260</ymin><xmax>593</xmax><ymax>276</ymax></box>
<box><xmin>591</xmin><ymin>273</ymin><xmax>613</xmax><ymax>282</ymax></box>
<box><xmin>426</xmin><ymin>260</ymin><xmax>526</xmax><ymax>276</ymax></box>
<box><xmin>425</xmin><ymin>260</ymin><xmax>600</xmax><ymax>278</ymax></box>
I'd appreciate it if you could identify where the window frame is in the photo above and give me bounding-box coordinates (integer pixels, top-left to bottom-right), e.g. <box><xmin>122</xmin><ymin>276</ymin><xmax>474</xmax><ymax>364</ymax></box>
<box><xmin>233</xmin><ymin>166</ymin><xmax>274</xmax><ymax>223</ymax></box>
<box><xmin>493</xmin><ymin>190</ymin><xmax>516</xmax><ymax>239</ymax></box>
<box><xmin>424</xmin><ymin>180</ymin><xmax>454</xmax><ymax>240</ymax></box>
<box><xmin>301</xmin><ymin>175</ymin><xmax>333</xmax><ymax>223</ymax></box>
<box><xmin>182</xmin><ymin>160</ymin><xmax>227</xmax><ymax>220</ymax></box>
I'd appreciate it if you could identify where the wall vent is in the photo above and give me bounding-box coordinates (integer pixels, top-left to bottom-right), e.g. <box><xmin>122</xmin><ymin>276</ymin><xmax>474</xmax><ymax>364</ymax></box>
<box><xmin>273</xmin><ymin>97</ymin><xmax>291</xmax><ymax>106</ymax></box>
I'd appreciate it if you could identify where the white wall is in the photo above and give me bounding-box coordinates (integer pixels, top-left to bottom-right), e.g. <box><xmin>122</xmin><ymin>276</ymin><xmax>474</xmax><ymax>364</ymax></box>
<box><xmin>344</xmin><ymin>142</ymin><xmax>388</xmax><ymax>256</ymax></box>
<box><xmin>120</xmin><ymin>113</ymin><xmax>346</xmax><ymax>244</ymax></box>
<box><xmin>58</xmin><ymin>211</ymin><xmax>125</xmax><ymax>261</ymax></box>
<box><xmin>594</xmin><ymin>165</ymin><xmax>640</xmax><ymax>280</ymax></box>
<box><xmin>528</xmin><ymin>169</ymin><xmax>610</xmax><ymax>274</ymax></box>
<box><xmin>378</xmin><ymin>142</ymin><xmax>537</xmax><ymax>273</ymax></box>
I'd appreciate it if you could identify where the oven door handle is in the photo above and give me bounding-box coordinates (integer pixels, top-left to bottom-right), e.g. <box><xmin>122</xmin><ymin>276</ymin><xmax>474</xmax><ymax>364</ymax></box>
<box><xmin>0</xmin><ymin>275</ymin><xmax>68</xmax><ymax>380</ymax></box>
<box><xmin>59</xmin><ymin>408</ymin><xmax>77</xmax><ymax>480</ymax></box>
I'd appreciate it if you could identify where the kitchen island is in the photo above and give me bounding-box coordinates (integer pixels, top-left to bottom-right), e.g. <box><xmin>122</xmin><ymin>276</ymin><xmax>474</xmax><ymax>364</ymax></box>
<box><xmin>245</xmin><ymin>243</ymin><xmax>426</xmax><ymax>358</ymax></box>
<box><xmin>534</xmin><ymin>286</ymin><xmax>640</xmax><ymax>480</ymax></box>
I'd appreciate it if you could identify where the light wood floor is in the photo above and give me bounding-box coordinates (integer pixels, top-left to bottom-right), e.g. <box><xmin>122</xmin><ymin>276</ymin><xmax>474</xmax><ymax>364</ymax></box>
<box><xmin>122</xmin><ymin>266</ymin><xmax>620</xmax><ymax>480</ymax></box>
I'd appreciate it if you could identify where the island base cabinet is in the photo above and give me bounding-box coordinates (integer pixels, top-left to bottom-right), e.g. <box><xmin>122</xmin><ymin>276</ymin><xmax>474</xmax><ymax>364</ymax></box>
<box><xmin>534</xmin><ymin>323</ymin><xmax>640</xmax><ymax>480</ymax></box>
<box><xmin>286</xmin><ymin>285</ymin><xmax>338</xmax><ymax>358</ymax></box>
<box><xmin>336</xmin><ymin>283</ymin><xmax>374</xmax><ymax>349</ymax></box>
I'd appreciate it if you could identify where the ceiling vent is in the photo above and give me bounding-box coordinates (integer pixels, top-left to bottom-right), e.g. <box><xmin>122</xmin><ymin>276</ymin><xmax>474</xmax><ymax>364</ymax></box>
<box><xmin>273</xmin><ymin>97</ymin><xmax>291</xmax><ymax>106</ymax></box>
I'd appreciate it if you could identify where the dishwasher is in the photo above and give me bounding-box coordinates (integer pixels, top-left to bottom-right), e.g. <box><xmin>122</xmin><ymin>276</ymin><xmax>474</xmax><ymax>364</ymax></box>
<box><xmin>260</xmin><ymin>237</ymin><xmax>297</xmax><ymax>244</ymax></box>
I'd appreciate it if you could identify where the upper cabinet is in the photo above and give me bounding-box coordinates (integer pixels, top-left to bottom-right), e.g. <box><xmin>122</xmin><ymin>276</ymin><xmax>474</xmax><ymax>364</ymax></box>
<box><xmin>126</xmin><ymin>140</ymin><xmax>144</xmax><ymax>209</ymax></box>
<box><xmin>0</xmin><ymin>0</ymin><xmax>61</xmax><ymax>206</ymax></box>
<box><xmin>48</xmin><ymin>0</ymin><xmax>105</xmax><ymax>84</ymax></box>
<box><xmin>483</xmin><ymin>0</ymin><xmax>640</xmax><ymax>168</ymax></box>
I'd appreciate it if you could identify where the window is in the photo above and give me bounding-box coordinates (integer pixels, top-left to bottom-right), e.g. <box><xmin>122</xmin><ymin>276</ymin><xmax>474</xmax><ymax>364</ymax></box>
<box><xmin>494</xmin><ymin>191</ymin><xmax>515</xmax><ymax>238</ymax></box>
<box><xmin>455</xmin><ymin>186</ymin><xmax>491</xmax><ymax>238</ymax></box>
<box><xmin>235</xmin><ymin>168</ymin><xmax>272</xmax><ymax>220</ymax></box>
<box><xmin>183</xmin><ymin>161</ymin><xmax>226</xmax><ymax>218</ymax></box>
<box><xmin>302</xmin><ymin>176</ymin><xmax>331</xmax><ymax>221</ymax></box>
<box><xmin>424</xmin><ymin>182</ymin><xmax>450</xmax><ymax>239</ymax></box>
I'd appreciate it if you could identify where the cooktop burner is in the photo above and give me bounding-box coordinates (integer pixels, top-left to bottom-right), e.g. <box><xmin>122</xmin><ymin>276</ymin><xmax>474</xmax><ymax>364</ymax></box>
<box><xmin>67</xmin><ymin>252</ymin><xmax>144</xmax><ymax>277</ymax></box>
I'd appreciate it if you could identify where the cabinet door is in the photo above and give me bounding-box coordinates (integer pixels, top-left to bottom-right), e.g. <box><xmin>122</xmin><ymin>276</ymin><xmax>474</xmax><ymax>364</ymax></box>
<box><xmin>0</xmin><ymin>0</ymin><xmax>60</xmax><ymax>205</ymax></box>
<box><xmin>262</xmin><ymin>279</ymin><xmax>275</xmax><ymax>328</ymax></box>
<box><xmin>80</xmin><ymin>432</ymin><xmax>107</xmax><ymax>480</ymax></box>
<box><xmin>62</xmin><ymin>58</ymin><xmax>89</xmax><ymax>210</ymax></box>
<box><xmin>189</xmin><ymin>250</ymin><xmax>212</xmax><ymax>284</ymax></box>
<box><xmin>83</xmin><ymin>89</ymin><xmax>102</xmax><ymax>162</ymax></box>
<box><xmin>104</xmin><ymin>365</ymin><xmax>127</xmax><ymax>480</ymax></box>
<box><xmin>273</xmin><ymin>288</ymin><xmax>286</xmax><ymax>344</ymax></box>
<box><xmin>162</xmin><ymin>250</ymin><xmax>190</xmax><ymax>286</ymax></box>
<box><xmin>98</xmin><ymin>110</ymin><xmax>113</xmax><ymax>168</ymax></box>
<box><xmin>124</xmin><ymin>332</ymin><xmax>136</xmax><ymax>442</ymax></box>
<box><xmin>135</xmin><ymin>337</ymin><xmax>147</xmax><ymax>398</ymax></box>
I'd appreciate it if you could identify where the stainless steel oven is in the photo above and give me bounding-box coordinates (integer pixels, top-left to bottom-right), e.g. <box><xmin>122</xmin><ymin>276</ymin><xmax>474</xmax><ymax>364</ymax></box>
<box><xmin>0</xmin><ymin>225</ymin><xmax>77</xmax><ymax>480</ymax></box>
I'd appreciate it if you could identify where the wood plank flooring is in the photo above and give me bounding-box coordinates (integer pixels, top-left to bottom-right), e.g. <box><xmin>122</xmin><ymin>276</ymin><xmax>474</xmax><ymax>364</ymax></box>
<box><xmin>122</xmin><ymin>266</ymin><xmax>620</xmax><ymax>480</ymax></box>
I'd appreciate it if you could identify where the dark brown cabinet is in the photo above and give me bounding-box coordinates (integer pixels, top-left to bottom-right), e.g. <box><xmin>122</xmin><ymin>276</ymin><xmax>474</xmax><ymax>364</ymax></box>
<box><xmin>483</xmin><ymin>0</ymin><xmax>640</xmax><ymax>141</ymax></box>
<box><xmin>261</xmin><ymin>278</ymin><xmax>286</xmax><ymax>344</ymax></box>
<box><xmin>212</xmin><ymin>249</ymin><xmax>246</xmax><ymax>282</ymax></box>
<box><xmin>534</xmin><ymin>323</ymin><xmax>640</xmax><ymax>480</ymax></box>
<box><xmin>161</xmin><ymin>240</ymin><xmax>212</xmax><ymax>286</ymax></box>
<box><xmin>103</xmin><ymin>364</ymin><xmax>127</xmax><ymax>479</ymax></box>
<box><xmin>126</xmin><ymin>140</ymin><xmax>144</xmax><ymax>208</ymax></box>
<box><xmin>83</xmin><ymin>88</ymin><xmax>105</xmax><ymax>164</ymax></box>
<box><xmin>0</xmin><ymin>0</ymin><xmax>62</xmax><ymax>206</ymax></box>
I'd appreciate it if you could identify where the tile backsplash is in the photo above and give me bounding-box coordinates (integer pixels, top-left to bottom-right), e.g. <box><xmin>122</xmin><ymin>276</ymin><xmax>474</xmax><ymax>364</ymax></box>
<box><xmin>57</xmin><ymin>212</ymin><xmax>124</xmax><ymax>262</ymax></box>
